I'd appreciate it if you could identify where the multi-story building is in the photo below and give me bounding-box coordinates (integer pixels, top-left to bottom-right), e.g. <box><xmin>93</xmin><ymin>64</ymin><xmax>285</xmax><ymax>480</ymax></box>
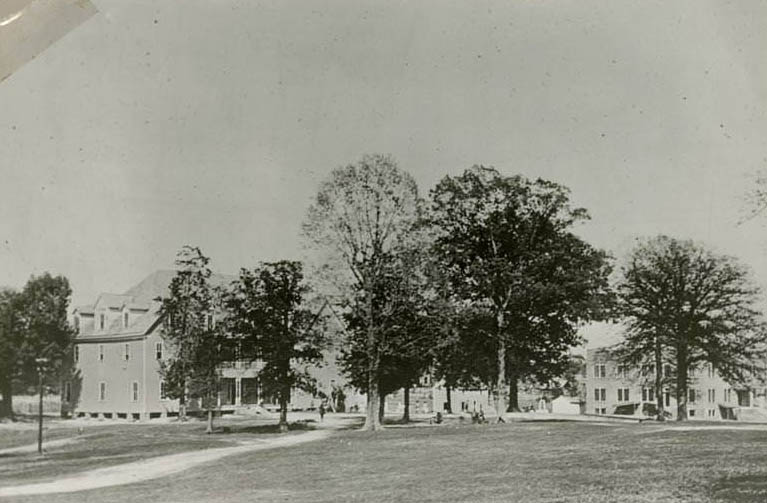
<box><xmin>66</xmin><ymin>270</ymin><xmax>362</xmax><ymax>419</ymax></box>
<box><xmin>585</xmin><ymin>347</ymin><xmax>767</xmax><ymax>421</ymax></box>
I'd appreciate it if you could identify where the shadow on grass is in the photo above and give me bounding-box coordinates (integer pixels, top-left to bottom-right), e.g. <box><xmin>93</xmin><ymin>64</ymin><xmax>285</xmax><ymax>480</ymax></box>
<box><xmin>214</xmin><ymin>421</ymin><xmax>316</xmax><ymax>435</ymax></box>
<box><xmin>711</xmin><ymin>474</ymin><xmax>767</xmax><ymax>502</ymax></box>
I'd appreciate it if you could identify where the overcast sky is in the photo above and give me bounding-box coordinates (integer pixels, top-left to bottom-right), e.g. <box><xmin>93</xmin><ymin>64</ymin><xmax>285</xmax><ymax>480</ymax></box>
<box><xmin>1</xmin><ymin>0</ymin><xmax>766</xmax><ymax>347</ymax></box>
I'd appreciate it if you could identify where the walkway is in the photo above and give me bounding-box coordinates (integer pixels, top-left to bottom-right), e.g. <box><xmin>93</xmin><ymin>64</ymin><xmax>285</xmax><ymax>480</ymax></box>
<box><xmin>0</xmin><ymin>424</ymin><xmax>341</xmax><ymax>498</ymax></box>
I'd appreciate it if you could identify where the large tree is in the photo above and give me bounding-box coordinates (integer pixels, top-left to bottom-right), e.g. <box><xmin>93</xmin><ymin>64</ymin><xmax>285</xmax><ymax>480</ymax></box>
<box><xmin>223</xmin><ymin>261</ymin><xmax>326</xmax><ymax>432</ymax></box>
<box><xmin>158</xmin><ymin>246</ymin><xmax>229</xmax><ymax>432</ymax></box>
<box><xmin>338</xmin><ymin>247</ymin><xmax>434</xmax><ymax>423</ymax></box>
<box><xmin>303</xmin><ymin>154</ymin><xmax>422</xmax><ymax>431</ymax></box>
<box><xmin>616</xmin><ymin>236</ymin><xmax>767</xmax><ymax>421</ymax></box>
<box><xmin>430</xmin><ymin>166</ymin><xmax>612</xmax><ymax>417</ymax></box>
<box><xmin>0</xmin><ymin>274</ymin><xmax>74</xmax><ymax>421</ymax></box>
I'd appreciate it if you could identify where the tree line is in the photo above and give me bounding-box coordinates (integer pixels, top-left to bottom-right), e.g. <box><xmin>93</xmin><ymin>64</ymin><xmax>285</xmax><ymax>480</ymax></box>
<box><xmin>2</xmin><ymin>154</ymin><xmax>766</xmax><ymax>428</ymax></box>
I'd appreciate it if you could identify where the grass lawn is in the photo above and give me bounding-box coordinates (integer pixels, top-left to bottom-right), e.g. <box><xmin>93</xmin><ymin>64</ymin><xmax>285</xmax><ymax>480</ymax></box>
<box><xmin>4</xmin><ymin>418</ymin><xmax>767</xmax><ymax>502</ymax></box>
<box><xmin>0</xmin><ymin>415</ymin><xmax>313</xmax><ymax>486</ymax></box>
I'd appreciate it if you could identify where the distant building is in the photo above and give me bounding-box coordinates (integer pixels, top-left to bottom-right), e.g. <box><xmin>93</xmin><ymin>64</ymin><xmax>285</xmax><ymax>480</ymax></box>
<box><xmin>585</xmin><ymin>347</ymin><xmax>767</xmax><ymax>421</ymax></box>
<box><xmin>67</xmin><ymin>270</ymin><xmax>360</xmax><ymax>419</ymax></box>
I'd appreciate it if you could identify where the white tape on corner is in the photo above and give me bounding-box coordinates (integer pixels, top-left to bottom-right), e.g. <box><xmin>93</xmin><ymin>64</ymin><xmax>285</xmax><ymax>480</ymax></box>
<box><xmin>0</xmin><ymin>0</ymin><xmax>98</xmax><ymax>84</ymax></box>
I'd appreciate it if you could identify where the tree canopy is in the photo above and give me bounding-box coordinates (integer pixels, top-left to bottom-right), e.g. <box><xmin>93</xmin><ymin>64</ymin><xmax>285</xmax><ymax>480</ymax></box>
<box><xmin>223</xmin><ymin>260</ymin><xmax>326</xmax><ymax>431</ymax></box>
<box><xmin>303</xmin><ymin>154</ymin><xmax>423</xmax><ymax>430</ymax></box>
<box><xmin>616</xmin><ymin>235</ymin><xmax>767</xmax><ymax>420</ymax></box>
<box><xmin>429</xmin><ymin>166</ymin><xmax>612</xmax><ymax>415</ymax></box>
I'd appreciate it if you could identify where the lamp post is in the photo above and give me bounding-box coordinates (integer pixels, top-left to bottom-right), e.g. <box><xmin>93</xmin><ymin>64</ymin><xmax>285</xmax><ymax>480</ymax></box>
<box><xmin>35</xmin><ymin>357</ymin><xmax>49</xmax><ymax>456</ymax></box>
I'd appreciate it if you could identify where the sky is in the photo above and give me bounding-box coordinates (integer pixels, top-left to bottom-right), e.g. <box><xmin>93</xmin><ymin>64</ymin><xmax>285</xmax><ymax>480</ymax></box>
<box><xmin>1</xmin><ymin>0</ymin><xmax>766</xmax><ymax>348</ymax></box>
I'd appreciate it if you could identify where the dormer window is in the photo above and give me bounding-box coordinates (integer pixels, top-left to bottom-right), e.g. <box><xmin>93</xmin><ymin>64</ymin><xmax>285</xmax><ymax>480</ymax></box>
<box><xmin>74</xmin><ymin>315</ymin><xmax>80</xmax><ymax>334</ymax></box>
<box><xmin>99</xmin><ymin>313</ymin><xmax>105</xmax><ymax>331</ymax></box>
<box><xmin>123</xmin><ymin>311</ymin><xmax>129</xmax><ymax>328</ymax></box>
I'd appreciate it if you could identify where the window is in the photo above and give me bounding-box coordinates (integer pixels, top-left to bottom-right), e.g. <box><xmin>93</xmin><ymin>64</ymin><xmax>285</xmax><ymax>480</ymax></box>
<box><xmin>159</xmin><ymin>380</ymin><xmax>167</xmax><ymax>400</ymax></box>
<box><xmin>708</xmin><ymin>364</ymin><xmax>715</xmax><ymax>378</ymax></box>
<box><xmin>618</xmin><ymin>388</ymin><xmax>630</xmax><ymax>402</ymax></box>
<box><xmin>689</xmin><ymin>389</ymin><xmax>697</xmax><ymax>404</ymax></box>
<box><xmin>64</xmin><ymin>381</ymin><xmax>72</xmax><ymax>402</ymax></box>
<box><xmin>124</xmin><ymin>311</ymin><xmax>129</xmax><ymax>328</ymax></box>
<box><xmin>74</xmin><ymin>316</ymin><xmax>80</xmax><ymax>333</ymax></box>
<box><xmin>594</xmin><ymin>388</ymin><xmax>606</xmax><ymax>402</ymax></box>
<box><xmin>594</xmin><ymin>364</ymin><xmax>606</xmax><ymax>378</ymax></box>
<box><xmin>600</xmin><ymin>408</ymin><xmax>606</xmax><ymax>415</ymax></box>
<box><xmin>131</xmin><ymin>381</ymin><xmax>139</xmax><ymax>402</ymax></box>
<box><xmin>155</xmin><ymin>342</ymin><xmax>163</xmax><ymax>360</ymax></box>
<box><xmin>99</xmin><ymin>382</ymin><xmax>106</xmax><ymax>401</ymax></box>
<box><xmin>124</xmin><ymin>343</ymin><xmax>130</xmax><ymax>361</ymax></box>
<box><xmin>725</xmin><ymin>388</ymin><xmax>731</xmax><ymax>402</ymax></box>
<box><xmin>664</xmin><ymin>391</ymin><xmax>670</xmax><ymax>407</ymax></box>
<box><xmin>617</xmin><ymin>365</ymin><xmax>629</xmax><ymax>379</ymax></box>
<box><xmin>689</xmin><ymin>409</ymin><xmax>696</xmax><ymax>417</ymax></box>
<box><xmin>98</xmin><ymin>344</ymin><xmax>104</xmax><ymax>362</ymax></box>
<box><xmin>99</xmin><ymin>313</ymin><xmax>105</xmax><ymax>330</ymax></box>
<box><xmin>642</xmin><ymin>388</ymin><xmax>655</xmax><ymax>402</ymax></box>
<box><xmin>708</xmin><ymin>389</ymin><xmax>716</xmax><ymax>403</ymax></box>
<box><xmin>664</xmin><ymin>365</ymin><xmax>672</xmax><ymax>378</ymax></box>
<box><xmin>206</xmin><ymin>314</ymin><xmax>214</xmax><ymax>330</ymax></box>
<box><xmin>74</xmin><ymin>345</ymin><xmax>79</xmax><ymax>363</ymax></box>
<box><xmin>642</xmin><ymin>364</ymin><xmax>655</xmax><ymax>376</ymax></box>
<box><xmin>707</xmin><ymin>409</ymin><xmax>716</xmax><ymax>418</ymax></box>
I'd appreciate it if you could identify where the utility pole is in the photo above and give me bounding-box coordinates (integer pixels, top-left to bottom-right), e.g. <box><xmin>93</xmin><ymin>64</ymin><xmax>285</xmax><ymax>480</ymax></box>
<box><xmin>35</xmin><ymin>357</ymin><xmax>48</xmax><ymax>456</ymax></box>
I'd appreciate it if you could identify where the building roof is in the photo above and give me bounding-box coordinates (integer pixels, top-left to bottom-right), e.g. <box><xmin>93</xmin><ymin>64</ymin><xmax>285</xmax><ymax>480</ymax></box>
<box><xmin>75</xmin><ymin>270</ymin><xmax>235</xmax><ymax>342</ymax></box>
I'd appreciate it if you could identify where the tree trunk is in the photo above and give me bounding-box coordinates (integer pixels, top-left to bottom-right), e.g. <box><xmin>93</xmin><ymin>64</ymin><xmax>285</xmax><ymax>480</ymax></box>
<box><xmin>402</xmin><ymin>386</ymin><xmax>410</xmax><ymax>423</ymax></box>
<box><xmin>206</xmin><ymin>408</ymin><xmax>214</xmax><ymax>434</ymax></box>
<box><xmin>0</xmin><ymin>376</ymin><xmax>13</xmax><ymax>420</ymax></box>
<box><xmin>445</xmin><ymin>385</ymin><xmax>452</xmax><ymax>414</ymax></box>
<box><xmin>279</xmin><ymin>385</ymin><xmax>289</xmax><ymax>432</ymax></box>
<box><xmin>676</xmin><ymin>350</ymin><xmax>688</xmax><ymax>421</ymax></box>
<box><xmin>378</xmin><ymin>392</ymin><xmax>386</xmax><ymax>424</ymax></box>
<box><xmin>654</xmin><ymin>336</ymin><xmax>665</xmax><ymax>421</ymax></box>
<box><xmin>179</xmin><ymin>379</ymin><xmax>187</xmax><ymax>422</ymax></box>
<box><xmin>494</xmin><ymin>311</ymin><xmax>507</xmax><ymax>422</ymax></box>
<box><xmin>362</xmin><ymin>278</ymin><xmax>382</xmax><ymax>431</ymax></box>
<box><xmin>508</xmin><ymin>377</ymin><xmax>520</xmax><ymax>413</ymax></box>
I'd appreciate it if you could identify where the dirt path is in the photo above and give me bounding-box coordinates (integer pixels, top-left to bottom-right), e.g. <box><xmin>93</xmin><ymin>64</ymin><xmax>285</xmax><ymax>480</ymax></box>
<box><xmin>0</xmin><ymin>427</ymin><xmax>336</xmax><ymax>498</ymax></box>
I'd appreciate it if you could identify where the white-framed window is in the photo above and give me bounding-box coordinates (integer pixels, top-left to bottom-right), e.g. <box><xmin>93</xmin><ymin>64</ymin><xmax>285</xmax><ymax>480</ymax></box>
<box><xmin>124</xmin><ymin>311</ymin><xmax>129</xmax><ymax>328</ymax></box>
<box><xmin>594</xmin><ymin>364</ymin><xmax>606</xmax><ymax>378</ymax></box>
<box><xmin>159</xmin><ymin>380</ymin><xmax>167</xmax><ymax>400</ymax></box>
<box><xmin>707</xmin><ymin>364</ymin><xmax>715</xmax><ymax>378</ymax></box>
<box><xmin>642</xmin><ymin>387</ymin><xmax>655</xmax><ymax>402</ymax></box>
<box><xmin>99</xmin><ymin>313</ymin><xmax>105</xmax><ymax>331</ymax></box>
<box><xmin>98</xmin><ymin>381</ymin><xmax>107</xmax><ymax>401</ymax></box>
<box><xmin>74</xmin><ymin>345</ymin><xmax>79</xmax><ymax>363</ymax></box>
<box><xmin>689</xmin><ymin>389</ymin><xmax>698</xmax><ymax>404</ymax></box>
<box><xmin>617</xmin><ymin>388</ymin><xmax>630</xmax><ymax>402</ymax></box>
<box><xmin>707</xmin><ymin>408</ymin><xmax>716</xmax><ymax>418</ymax></box>
<box><xmin>131</xmin><ymin>381</ymin><xmax>139</xmax><ymax>402</ymax></box>
<box><xmin>689</xmin><ymin>409</ymin><xmax>696</xmax><ymax>417</ymax></box>
<box><xmin>155</xmin><ymin>342</ymin><xmax>163</xmax><ymax>360</ymax></box>
<box><xmin>124</xmin><ymin>343</ymin><xmax>130</xmax><ymax>361</ymax></box>
<box><xmin>708</xmin><ymin>389</ymin><xmax>716</xmax><ymax>403</ymax></box>
<box><xmin>664</xmin><ymin>391</ymin><xmax>670</xmax><ymax>407</ymax></box>
<box><xmin>724</xmin><ymin>388</ymin><xmax>731</xmax><ymax>403</ymax></box>
<box><xmin>98</xmin><ymin>344</ymin><xmax>104</xmax><ymax>362</ymax></box>
<box><xmin>616</xmin><ymin>365</ymin><xmax>629</xmax><ymax>379</ymax></box>
<box><xmin>594</xmin><ymin>388</ymin><xmax>606</xmax><ymax>402</ymax></box>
